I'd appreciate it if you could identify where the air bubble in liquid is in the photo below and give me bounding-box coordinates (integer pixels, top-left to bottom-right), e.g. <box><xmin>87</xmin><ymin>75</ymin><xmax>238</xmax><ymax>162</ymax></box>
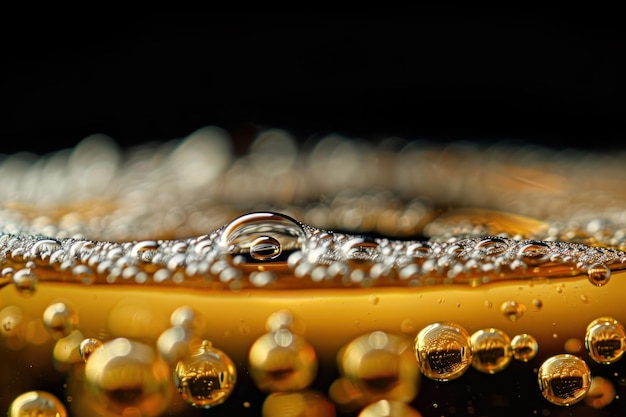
<box><xmin>470</xmin><ymin>328</ymin><xmax>512</xmax><ymax>373</ymax></box>
<box><xmin>500</xmin><ymin>300</ymin><xmax>526</xmax><ymax>322</ymax></box>
<box><xmin>262</xmin><ymin>390</ymin><xmax>337</xmax><ymax>417</ymax></box>
<box><xmin>517</xmin><ymin>241</ymin><xmax>551</xmax><ymax>265</ymax></box>
<box><xmin>8</xmin><ymin>390</ymin><xmax>67</xmax><ymax>417</ymax></box>
<box><xmin>84</xmin><ymin>338</ymin><xmax>172</xmax><ymax>416</ymax></box>
<box><xmin>79</xmin><ymin>338</ymin><xmax>103</xmax><ymax>362</ymax></box>
<box><xmin>584</xmin><ymin>317</ymin><xmax>626</xmax><ymax>364</ymax></box>
<box><xmin>175</xmin><ymin>340</ymin><xmax>237</xmax><ymax>408</ymax></box>
<box><xmin>218</xmin><ymin>212</ymin><xmax>305</xmax><ymax>264</ymax></box>
<box><xmin>511</xmin><ymin>333</ymin><xmax>538</xmax><ymax>362</ymax></box>
<box><xmin>341</xmin><ymin>237</ymin><xmax>380</xmax><ymax>262</ymax></box>
<box><xmin>586</xmin><ymin>263</ymin><xmax>611</xmax><ymax>287</ymax></box>
<box><xmin>42</xmin><ymin>302</ymin><xmax>78</xmax><ymax>340</ymax></box>
<box><xmin>12</xmin><ymin>268</ymin><xmax>37</xmax><ymax>296</ymax></box>
<box><xmin>537</xmin><ymin>354</ymin><xmax>591</xmax><ymax>406</ymax></box>
<box><xmin>414</xmin><ymin>322</ymin><xmax>473</xmax><ymax>381</ymax></box>
<box><xmin>358</xmin><ymin>399</ymin><xmax>423</xmax><ymax>417</ymax></box>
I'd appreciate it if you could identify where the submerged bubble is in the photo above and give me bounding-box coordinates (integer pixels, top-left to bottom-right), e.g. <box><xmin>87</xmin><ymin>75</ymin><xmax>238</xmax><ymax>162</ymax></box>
<box><xmin>414</xmin><ymin>322</ymin><xmax>472</xmax><ymax>381</ymax></box>
<box><xmin>358</xmin><ymin>399</ymin><xmax>423</xmax><ymax>417</ymax></box>
<box><xmin>339</xmin><ymin>331</ymin><xmax>419</xmax><ymax>402</ymax></box>
<box><xmin>584</xmin><ymin>317</ymin><xmax>626</xmax><ymax>364</ymax></box>
<box><xmin>470</xmin><ymin>328</ymin><xmax>512</xmax><ymax>373</ymax></box>
<box><xmin>12</xmin><ymin>268</ymin><xmax>37</xmax><ymax>296</ymax></box>
<box><xmin>79</xmin><ymin>338</ymin><xmax>103</xmax><ymax>362</ymax></box>
<box><xmin>8</xmin><ymin>390</ymin><xmax>67</xmax><ymax>417</ymax></box>
<box><xmin>500</xmin><ymin>300</ymin><xmax>526</xmax><ymax>322</ymax></box>
<box><xmin>584</xmin><ymin>376</ymin><xmax>616</xmax><ymax>409</ymax></box>
<box><xmin>42</xmin><ymin>302</ymin><xmax>78</xmax><ymax>340</ymax></box>
<box><xmin>85</xmin><ymin>338</ymin><xmax>172</xmax><ymax>416</ymax></box>
<box><xmin>175</xmin><ymin>340</ymin><xmax>237</xmax><ymax>408</ymax></box>
<box><xmin>248</xmin><ymin>328</ymin><xmax>318</xmax><ymax>392</ymax></box>
<box><xmin>586</xmin><ymin>263</ymin><xmax>611</xmax><ymax>287</ymax></box>
<box><xmin>538</xmin><ymin>354</ymin><xmax>591</xmax><ymax>406</ymax></box>
<box><xmin>218</xmin><ymin>212</ymin><xmax>305</xmax><ymax>264</ymax></box>
<box><xmin>511</xmin><ymin>333</ymin><xmax>538</xmax><ymax>362</ymax></box>
<box><xmin>262</xmin><ymin>390</ymin><xmax>336</xmax><ymax>417</ymax></box>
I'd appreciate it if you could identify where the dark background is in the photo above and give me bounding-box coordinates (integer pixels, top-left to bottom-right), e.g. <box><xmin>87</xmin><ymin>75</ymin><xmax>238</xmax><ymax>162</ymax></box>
<box><xmin>2</xmin><ymin>9</ymin><xmax>625</xmax><ymax>156</ymax></box>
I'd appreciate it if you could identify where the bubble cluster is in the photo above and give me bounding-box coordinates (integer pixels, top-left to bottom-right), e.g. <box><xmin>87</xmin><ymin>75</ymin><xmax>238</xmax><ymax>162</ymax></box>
<box><xmin>584</xmin><ymin>317</ymin><xmax>626</xmax><ymax>364</ymax></box>
<box><xmin>414</xmin><ymin>322</ymin><xmax>472</xmax><ymax>381</ymax></box>
<box><xmin>537</xmin><ymin>354</ymin><xmax>591</xmax><ymax>406</ymax></box>
<box><xmin>175</xmin><ymin>340</ymin><xmax>237</xmax><ymax>408</ymax></box>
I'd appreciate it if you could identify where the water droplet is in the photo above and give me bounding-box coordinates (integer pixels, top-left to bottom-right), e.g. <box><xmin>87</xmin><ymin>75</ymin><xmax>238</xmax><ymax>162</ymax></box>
<box><xmin>79</xmin><ymin>338</ymin><xmax>103</xmax><ymax>362</ymax></box>
<box><xmin>538</xmin><ymin>354</ymin><xmax>591</xmax><ymax>406</ymax></box>
<box><xmin>340</xmin><ymin>331</ymin><xmax>419</xmax><ymax>401</ymax></box>
<box><xmin>470</xmin><ymin>328</ymin><xmax>512</xmax><ymax>373</ymax></box>
<box><xmin>511</xmin><ymin>333</ymin><xmax>538</xmax><ymax>362</ymax></box>
<box><xmin>474</xmin><ymin>237</ymin><xmax>508</xmax><ymax>255</ymax></box>
<box><xmin>42</xmin><ymin>302</ymin><xmax>78</xmax><ymax>340</ymax></box>
<box><xmin>8</xmin><ymin>391</ymin><xmax>67</xmax><ymax>417</ymax></box>
<box><xmin>175</xmin><ymin>340</ymin><xmax>237</xmax><ymax>408</ymax></box>
<box><xmin>12</xmin><ymin>268</ymin><xmax>37</xmax><ymax>296</ymax></box>
<box><xmin>248</xmin><ymin>328</ymin><xmax>318</xmax><ymax>392</ymax></box>
<box><xmin>85</xmin><ymin>338</ymin><xmax>172</xmax><ymax>416</ymax></box>
<box><xmin>517</xmin><ymin>241</ymin><xmax>551</xmax><ymax>265</ymax></box>
<box><xmin>584</xmin><ymin>317</ymin><xmax>626</xmax><ymax>364</ymax></box>
<box><xmin>218</xmin><ymin>212</ymin><xmax>305</xmax><ymax>264</ymax></box>
<box><xmin>587</xmin><ymin>263</ymin><xmax>611</xmax><ymax>287</ymax></box>
<box><xmin>414</xmin><ymin>322</ymin><xmax>473</xmax><ymax>381</ymax></box>
<box><xmin>500</xmin><ymin>300</ymin><xmax>526</xmax><ymax>321</ymax></box>
<box><xmin>358</xmin><ymin>399</ymin><xmax>423</xmax><ymax>417</ymax></box>
<box><xmin>584</xmin><ymin>376</ymin><xmax>616</xmax><ymax>409</ymax></box>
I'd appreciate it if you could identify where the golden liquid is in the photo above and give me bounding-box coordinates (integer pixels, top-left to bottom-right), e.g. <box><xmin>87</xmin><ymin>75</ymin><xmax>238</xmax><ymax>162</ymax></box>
<box><xmin>1</xmin><ymin>128</ymin><xmax>626</xmax><ymax>416</ymax></box>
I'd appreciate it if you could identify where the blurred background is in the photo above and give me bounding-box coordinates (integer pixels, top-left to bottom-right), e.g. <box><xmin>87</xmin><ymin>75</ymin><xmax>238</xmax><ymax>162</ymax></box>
<box><xmin>2</xmin><ymin>8</ymin><xmax>625</xmax><ymax>156</ymax></box>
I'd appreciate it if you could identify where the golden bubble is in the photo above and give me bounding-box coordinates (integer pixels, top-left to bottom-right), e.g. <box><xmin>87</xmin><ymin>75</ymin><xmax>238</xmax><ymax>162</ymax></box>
<box><xmin>175</xmin><ymin>340</ymin><xmax>237</xmax><ymax>408</ymax></box>
<box><xmin>42</xmin><ymin>302</ymin><xmax>78</xmax><ymax>340</ymax></box>
<box><xmin>53</xmin><ymin>330</ymin><xmax>84</xmax><ymax>367</ymax></box>
<box><xmin>8</xmin><ymin>390</ymin><xmax>67</xmax><ymax>417</ymax></box>
<box><xmin>414</xmin><ymin>322</ymin><xmax>472</xmax><ymax>381</ymax></box>
<box><xmin>78</xmin><ymin>337</ymin><xmax>103</xmax><ymax>362</ymax></box>
<box><xmin>470</xmin><ymin>328</ymin><xmax>512</xmax><ymax>373</ymax></box>
<box><xmin>500</xmin><ymin>300</ymin><xmax>526</xmax><ymax>322</ymax></box>
<box><xmin>0</xmin><ymin>305</ymin><xmax>28</xmax><ymax>350</ymax></box>
<box><xmin>564</xmin><ymin>338</ymin><xmax>583</xmax><ymax>354</ymax></box>
<box><xmin>266</xmin><ymin>309</ymin><xmax>306</xmax><ymax>335</ymax></box>
<box><xmin>584</xmin><ymin>376</ymin><xmax>616</xmax><ymax>409</ymax></box>
<box><xmin>340</xmin><ymin>331</ymin><xmax>419</xmax><ymax>402</ymax></box>
<box><xmin>584</xmin><ymin>317</ymin><xmax>626</xmax><ymax>364</ymax></box>
<box><xmin>249</xmin><ymin>328</ymin><xmax>318</xmax><ymax>392</ymax></box>
<box><xmin>511</xmin><ymin>334</ymin><xmax>538</xmax><ymax>362</ymax></box>
<box><xmin>587</xmin><ymin>262</ymin><xmax>611</xmax><ymax>287</ymax></box>
<box><xmin>169</xmin><ymin>305</ymin><xmax>206</xmax><ymax>333</ymax></box>
<box><xmin>358</xmin><ymin>399</ymin><xmax>423</xmax><ymax>417</ymax></box>
<box><xmin>157</xmin><ymin>326</ymin><xmax>198</xmax><ymax>365</ymax></box>
<box><xmin>85</xmin><ymin>338</ymin><xmax>172</xmax><ymax>416</ymax></box>
<box><xmin>11</xmin><ymin>268</ymin><xmax>38</xmax><ymax>296</ymax></box>
<box><xmin>262</xmin><ymin>390</ymin><xmax>336</xmax><ymax>417</ymax></box>
<box><xmin>537</xmin><ymin>354</ymin><xmax>591</xmax><ymax>406</ymax></box>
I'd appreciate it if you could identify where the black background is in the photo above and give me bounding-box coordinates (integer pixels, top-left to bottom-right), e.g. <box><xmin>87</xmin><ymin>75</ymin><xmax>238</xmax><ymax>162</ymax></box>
<box><xmin>2</xmin><ymin>9</ymin><xmax>625</xmax><ymax>156</ymax></box>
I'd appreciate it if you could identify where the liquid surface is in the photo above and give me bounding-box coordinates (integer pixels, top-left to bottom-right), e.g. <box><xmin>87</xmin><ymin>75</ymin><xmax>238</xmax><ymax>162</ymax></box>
<box><xmin>2</xmin><ymin>128</ymin><xmax>626</xmax><ymax>416</ymax></box>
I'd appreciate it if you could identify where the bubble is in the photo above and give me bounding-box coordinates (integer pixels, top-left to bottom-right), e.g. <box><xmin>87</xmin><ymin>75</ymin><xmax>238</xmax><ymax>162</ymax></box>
<box><xmin>218</xmin><ymin>212</ymin><xmax>305</xmax><ymax>264</ymax></box>
<box><xmin>564</xmin><ymin>338</ymin><xmax>583</xmax><ymax>354</ymax></box>
<box><xmin>517</xmin><ymin>241</ymin><xmax>551</xmax><ymax>265</ymax></box>
<box><xmin>358</xmin><ymin>399</ymin><xmax>424</xmax><ymax>417</ymax></box>
<box><xmin>85</xmin><ymin>338</ymin><xmax>172</xmax><ymax>416</ymax></box>
<box><xmin>248</xmin><ymin>328</ymin><xmax>318</xmax><ymax>392</ymax></box>
<box><xmin>72</xmin><ymin>264</ymin><xmax>95</xmax><ymax>285</ymax></box>
<box><xmin>42</xmin><ymin>302</ymin><xmax>78</xmax><ymax>340</ymax></box>
<box><xmin>406</xmin><ymin>242</ymin><xmax>432</xmax><ymax>258</ymax></box>
<box><xmin>584</xmin><ymin>317</ymin><xmax>626</xmax><ymax>364</ymax></box>
<box><xmin>12</xmin><ymin>268</ymin><xmax>37</xmax><ymax>296</ymax></box>
<box><xmin>511</xmin><ymin>334</ymin><xmax>539</xmax><ymax>362</ymax></box>
<box><xmin>414</xmin><ymin>322</ymin><xmax>473</xmax><ymax>381</ymax></box>
<box><xmin>500</xmin><ymin>300</ymin><xmax>526</xmax><ymax>322</ymax></box>
<box><xmin>265</xmin><ymin>309</ymin><xmax>306</xmax><ymax>335</ymax></box>
<box><xmin>340</xmin><ymin>331</ymin><xmax>419</xmax><ymax>402</ymax></box>
<box><xmin>584</xmin><ymin>376</ymin><xmax>616</xmax><ymax>409</ymax></box>
<box><xmin>474</xmin><ymin>237</ymin><xmax>508</xmax><ymax>255</ymax></box>
<box><xmin>170</xmin><ymin>305</ymin><xmax>205</xmax><ymax>332</ymax></box>
<box><xmin>470</xmin><ymin>328</ymin><xmax>512</xmax><ymax>373</ymax></box>
<box><xmin>532</xmin><ymin>298</ymin><xmax>543</xmax><ymax>310</ymax></box>
<box><xmin>262</xmin><ymin>390</ymin><xmax>337</xmax><ymax>417</ymax></box>
<box><xmin>586</xmin><ymin>263</ymin><xmax>611</xmax><ymax>287</ymax></box>
<box><xmin>537</xmin><ymin>354</ymin><xmax>591</xmax><ymax>406</ymax></box>
<box><xmin>157</xmin><ymin>326</ymin><xmax>197</xmax><ymax>365</ymax></box>
<box><xmin>78</xmin><ymin>337</ymin><xmax>103</xmax><ymax>362</ymax></box>
<box><xmin>341</xmin><ymin>237</ymin><xmax>380</xmax><ymax>262</ymax></box>
<box><xmin>250</xmin><ymin>236</ymin><xmax>282</xmax><ymax>261</ymax></box>
<box><xmin>8</xmin><ymin>390</ymin><xmax>67</xmax><ymax>417</ymax></box>
<box><xmin>175</xmin><ymin>340</ymin><xmax>237</xmax><ymax>408</ymax></box>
